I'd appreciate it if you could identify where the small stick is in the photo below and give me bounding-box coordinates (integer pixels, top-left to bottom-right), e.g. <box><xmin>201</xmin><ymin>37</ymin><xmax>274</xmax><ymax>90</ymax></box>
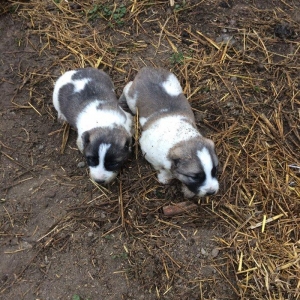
<box><xmin>248</xmin><ymin>213</ymin><xmax>284</xmax><ymax>230</ymax></box>
<box><xmin>119</xmin><ymin>180</ymin><xmax>125</xmax><ymax>227</ymax></box>
<box><xmin>163</xmin><ymin>201</ymin><xmax>198</xmax><ymax>216</ymax></box>
<box><xmin>60</xmin><ymin>123</ymin><xmax>69</xmax><ymax>154</ymax></box>
<box><xmin>156</xmin><ymin>16</ymin><xmax>171</xmax><ymax>55</ymax></box>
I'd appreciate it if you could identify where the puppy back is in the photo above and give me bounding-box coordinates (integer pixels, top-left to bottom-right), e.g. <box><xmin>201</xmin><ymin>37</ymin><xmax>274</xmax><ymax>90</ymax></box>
<box><xmin>129</xmin><ymin>67</ymin><xmax>195</xmax><ymax>121</ymax></box>
<box><xmin>55</xmin><ymin>68</ymin><xmax>118</xmax><ymax>127</ymax></box>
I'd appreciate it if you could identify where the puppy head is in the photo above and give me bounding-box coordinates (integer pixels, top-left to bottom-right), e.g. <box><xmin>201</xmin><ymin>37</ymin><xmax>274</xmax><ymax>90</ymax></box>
<box><xmin>169</xmin><ymin>138</ymin><xmax>219</xmax><ymax>197</ymax></box>
<box><xmin>82</xmin><ymin>127</ymin><xmax>131</xmax><ymax>184</ymax></box>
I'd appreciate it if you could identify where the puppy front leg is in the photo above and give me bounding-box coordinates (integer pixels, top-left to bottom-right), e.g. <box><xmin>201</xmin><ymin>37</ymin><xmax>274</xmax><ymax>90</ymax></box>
<box><xmin>76</xmin><ymin>136</ymin><xmax>84</xmax><ymax>153</ymax></box>
<box><xmin>57</xmin><ymin>113</ymin><xmax>67</xmax><ymax>123</ymax></box>
<box><xmin>157</xmin><ymin>169</ymin><xmax>173</xmax><ymax>184</ymax></box>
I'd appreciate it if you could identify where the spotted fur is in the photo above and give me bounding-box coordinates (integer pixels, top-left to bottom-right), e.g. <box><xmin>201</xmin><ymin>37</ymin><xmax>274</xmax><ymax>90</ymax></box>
<box><xmin>53</xmin><ymin>68</ymin><xmax>133</xmax><ymax>184</ymax></box>
<box><xmin>120</xmin><ymin>67</ymin><xmax>219</xmax><ymax>197</ymax></box>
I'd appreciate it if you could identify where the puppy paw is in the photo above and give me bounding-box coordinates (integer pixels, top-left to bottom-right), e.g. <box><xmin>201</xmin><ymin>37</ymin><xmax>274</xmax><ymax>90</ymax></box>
<box><xmin>157</xmin><ymin>170</ymin><xmax>173</xmax><ymax>184</ymax></box>
<box><xmin>76</xmin><ymin>137</ymin><xmax>84</xmax><ymax>153</ymax></box>
<box><xmin>182</xmin><ymin>185</ymin><xmax>195</xmax><ymax>198</ymax></box>
<box><xmin>57</xmin><ymin>113</ymin><xmax>67</xmax><ymax>123</ymax></box>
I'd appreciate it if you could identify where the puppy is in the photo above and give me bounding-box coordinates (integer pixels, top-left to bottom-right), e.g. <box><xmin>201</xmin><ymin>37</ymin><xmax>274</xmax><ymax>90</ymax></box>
<box><xmin>53</xmin><ymin>68</ymin><xmax>133</xmax><ymax>184</ymax></box>
<box><xmin>120</xmin><ymin>67</ymin><xmax>219</xmax><ymax>197</ymax></box>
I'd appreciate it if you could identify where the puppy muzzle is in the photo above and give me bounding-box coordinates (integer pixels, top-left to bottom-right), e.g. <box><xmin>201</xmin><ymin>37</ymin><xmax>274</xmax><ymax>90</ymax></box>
<box><xmin>197</xmin><ymin>184</ymin><xmax>219</xmax><ymax>197</ymax></box>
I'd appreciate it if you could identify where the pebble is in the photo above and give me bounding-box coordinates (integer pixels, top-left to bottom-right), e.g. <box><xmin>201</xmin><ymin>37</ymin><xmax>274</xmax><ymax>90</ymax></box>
<box><xmin>77</xmin><ymin>161</ymin><xmax>85</xmax><ymax>168</ymax></box>
<box><xmin>10</xmin><ymin>237</ymin><xmax>19</xmax><ymax>246</ymax></box>
<box><xmin>88</xmin><ymin>232</ymin><xmax>93</xmax><ymax>237</ymax></box>
<box><xmin>69</xmin><ymin>3</ymin><xmax>81</xmax><ymax>10</ymax></box>
<box><xmin>226</xmin><ymin>102</ymin><xmax>234</xmax><ymax>108</ymax></box>
<box><xmin>195</xmin><ymin>111</ymin><xmax>206</xmax><ymax>122</ymax></box>
<box><xmin>216</xmin><ymin>33</ymin><xmax>236</xmax><ymax>45</ymax></box>
<box><xmin>46</xmin><ymin>191</ymin><xmax>56</xmax><ymax>198</ymax></box>
<box><xmin>257</xmin><ymin>63</ymin><xmax>265</xmax><ymax>72</ymax></box>
<box><xmin>20</xmin><ymin>241</ymin><xmax>32</xmax><ymax>250</ymax></box>
<box><xmin>211</xmin><ymin>247</ymin><xmax>220</xmax><ymax>258</ymax></box>
<box><xmin>201</xmin><ymin>248</ymin><xmax>207</xmax><ymax>255</ymax></box>
<box><xmin>274</xmin><ymin>23</ymin><xmax>296</xmax><ymax>39</ymax></box>
<box><xmin>219</xmin><ymin>0</ymin><xmax>233</xmax><ymax>8</ymax></box>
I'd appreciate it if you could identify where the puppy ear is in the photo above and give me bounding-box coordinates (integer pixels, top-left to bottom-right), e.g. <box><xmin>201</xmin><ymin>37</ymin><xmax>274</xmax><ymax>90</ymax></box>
<box><xmin>173</xmin><ymin>158</ymin><xmax>180</xmax><ymax>167</ymax></box>
<box><xmin>82</xmin><ymin>131</ymin><xmax>90</xmax><ymax>149</ymax></box>
<box><xmin>169</xmin><ymin>146</ymin><xmax>182</xmax><ymax>169</ymax></box>
<box><xmin>203</xmin><ymin>137</ymin><xmax>215</xmax><ymax>149</ymax></box>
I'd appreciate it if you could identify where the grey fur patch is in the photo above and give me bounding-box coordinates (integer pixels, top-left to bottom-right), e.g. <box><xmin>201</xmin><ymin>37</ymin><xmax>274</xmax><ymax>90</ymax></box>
<box><xmin>56</xmin><ymin>68</ymin><xmax>125</xmax><ymax>129</ymax></box>
<box><xmin>125</xmin><ymin>67</ymin><xmax>195</xmax><ymax>129</ymax></box>
<box><xmin>53</xmin><ymin>67</ymin><xmax>133</xmax><ymax>182</ymax></box>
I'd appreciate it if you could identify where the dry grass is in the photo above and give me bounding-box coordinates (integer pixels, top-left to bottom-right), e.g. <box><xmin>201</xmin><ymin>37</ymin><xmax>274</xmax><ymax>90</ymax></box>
<box><xmin>4</xmin><ymin>0</ymin><xmax>300</xmax><ymax>298</ymax></box>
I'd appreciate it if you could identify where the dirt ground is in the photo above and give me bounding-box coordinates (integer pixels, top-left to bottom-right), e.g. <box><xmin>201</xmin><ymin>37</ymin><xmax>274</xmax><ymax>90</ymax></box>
<box><xmin>0</xmin><ymin>1</ymin><xmax>299</xmax><ymax>300</ymax></box>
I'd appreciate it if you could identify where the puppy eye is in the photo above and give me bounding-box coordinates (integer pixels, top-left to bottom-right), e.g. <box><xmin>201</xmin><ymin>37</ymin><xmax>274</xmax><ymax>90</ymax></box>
<box><xmin>211</xmin><ymin>166</ymin><xmax>218</xmax><ymax>177</ymax></box>
<box><xmin>86</xmin><ymin>156</ymin><xmax>99</xmax><ymax>167</ymax></box>
<box><xmin>173</xmin><ymin>159</ymin><xmax>180</xmax><ymax>167</ymax></box>
<box><xmin>106</xmin><ymin>162</ymin><xmax>121</xmax><ymax>170</ymax></box>
<box><xmin>110</xmin><ymin>162</ymin><xmax>120</xmax><ymax>168</ymax></box>
<box><xmin>188</xmin><ymin>173</ymin><xmax>205</xmax><ymax>182</ymax></box>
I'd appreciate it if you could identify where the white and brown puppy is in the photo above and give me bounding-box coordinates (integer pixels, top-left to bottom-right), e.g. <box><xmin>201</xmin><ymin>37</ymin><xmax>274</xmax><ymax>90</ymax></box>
<box><xmin>53</xmin><ymin>68</ymin><xmax>133</xmax><ymax>184</ymax></box>
<box><xmin>120</xmin><ymin>67</ymin><xmax>219</xmax><ymax>197</ymax></box>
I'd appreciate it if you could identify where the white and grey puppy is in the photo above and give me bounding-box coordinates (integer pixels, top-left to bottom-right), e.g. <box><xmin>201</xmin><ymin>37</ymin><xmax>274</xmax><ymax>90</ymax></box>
<box><xmin>120</xmin><ymin>67</ymin><xmax>219</xmax><ymax>197</ymax></box>
<box><xmin>53</xmin><ymin>68</ymin><xmax>133</xmax><ymax>184</ymax></box>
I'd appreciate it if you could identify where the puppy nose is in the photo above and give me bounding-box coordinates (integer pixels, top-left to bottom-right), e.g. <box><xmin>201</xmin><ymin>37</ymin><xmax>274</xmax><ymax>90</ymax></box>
<box><xmin>206</xmin><ymin>191</ymin><xmax>216</xmax><ymax>196</ymax></box>
<box><xmin>95</xmin><ymin>180</ymin><xmax>106</xmax><ymax>185</ymax></box>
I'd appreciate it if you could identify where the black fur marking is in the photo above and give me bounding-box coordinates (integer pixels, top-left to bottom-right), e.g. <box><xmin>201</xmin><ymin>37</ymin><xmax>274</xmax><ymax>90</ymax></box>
<box><xmin>185</xmin><ymin>182</ymin><xmax>201</xmax><ymax>194</ymax></box>
<box><xmin>190</xmin><ymin>172</ymin><xmax>206</xmax><ymax>183</ymax></box>
<box><xmin>185</xmin><ymin>162</ymin><xmax>218</xmax><ymax>195</ymax></box>
<box><xmin>86</xmin><ymin>156</ymin><xmax>99</xmax><ymax>167</ymax></box>
<box><xmin>84</xmin><ymin>128</ymin><xmax>131</xmax><ymax>172</ymax></box>
<box><xmin>211</xmin><ymin>166</ymin><xmax>218</xmax><ymax>178</ymax></box>
<box><xmin>183</xmin><ymin>172</ymin><xmax>206</xmax><ymax>194</ymax></box>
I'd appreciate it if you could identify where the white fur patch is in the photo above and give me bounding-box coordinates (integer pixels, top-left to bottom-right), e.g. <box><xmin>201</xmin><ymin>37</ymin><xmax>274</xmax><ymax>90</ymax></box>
<box><xmin>197</xmin><ymin>148</ymin><xmax>219</xmax><ymax>196</ymax></box>
<box><xmin>73</xmin><ymin>78</ymin><xmax>90</xmax><ymax>93</ymax></box>
<box><xmin>139</xmin><ymin>117</ymin><xmax>148</xmax><ymax>127</ymax></box>
<box><xmin>76</xmin><ymin>101</ymin><xmax>131</xmax><ymax>139</ymax></box>
<box><xmin>140</xmin><ymin>115</ymin><xmax>201</xmax><ymax>171</ymax></box>
<box><xmin>89</xmin><ymin>143</ymin><xmax>115</xmax><ymax>183</ymax></box>
<box><xmin>161</xmin><ymin>74</ymin><xmax>182</xmax><ymax>97</ymax></box>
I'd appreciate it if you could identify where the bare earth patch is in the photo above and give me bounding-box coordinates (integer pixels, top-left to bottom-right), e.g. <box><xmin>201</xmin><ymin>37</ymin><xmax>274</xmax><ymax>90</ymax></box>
<box><xmin>0</xmin><ymin>1</ymin><xmax>299</xmax><ymax>299</ymax></box>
